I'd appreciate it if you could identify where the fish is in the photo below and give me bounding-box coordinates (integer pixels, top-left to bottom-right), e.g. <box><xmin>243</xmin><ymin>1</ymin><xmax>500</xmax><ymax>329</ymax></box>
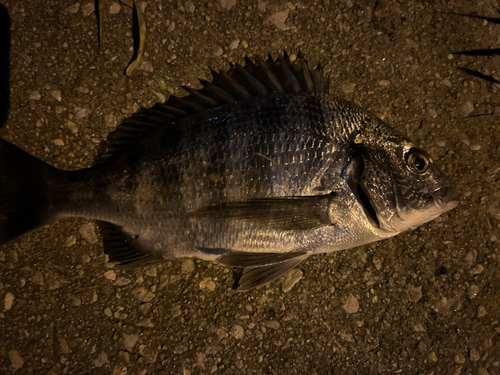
<box><xmin>0</xmin><ymin>52</ymin><xmax>457</xmax><ymax>291</ymax></box>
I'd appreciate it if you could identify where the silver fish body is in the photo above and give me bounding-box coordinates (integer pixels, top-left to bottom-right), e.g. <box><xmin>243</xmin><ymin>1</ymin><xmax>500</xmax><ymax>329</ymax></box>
<box><xmin>0</xmin><ymin>55</ymin><xmax>457</xmax><ymax>290</ymax></box>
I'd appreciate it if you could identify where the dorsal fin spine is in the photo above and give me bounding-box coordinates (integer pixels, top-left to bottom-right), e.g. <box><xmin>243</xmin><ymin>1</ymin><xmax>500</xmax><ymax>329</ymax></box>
<box><xmin>93</xmin><ymin>52</ymin><xmax>329</xmax><ymax>167</ymax></box>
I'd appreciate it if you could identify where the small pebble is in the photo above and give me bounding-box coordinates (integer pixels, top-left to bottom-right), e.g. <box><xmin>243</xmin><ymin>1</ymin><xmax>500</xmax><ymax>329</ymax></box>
<box><xmin>32</xmin><ymin>271</ymin><xmax>44</xmax><ymax>286</ymax></box>
<box><xmin>281</xmin><ymin>268</ymin><xmax>303</xmax><ymax>292</ymax></box>
<box><xmin>343</xmin><ymin>294</ymin><xmax>359</xmax><ymax>314</ymax></box>
<box><xmin>139</xmin><ymin>303</ymin><xmax>151</xmax><ymax>315</ymax></box>
<box><xmin>173</xmin><ymin>345</ymin><xmax>187</xmax><ymax>355</ymax></box>
<box><xmin>465</xmin><ymin>251</ymin><xmax>477</xmax><ymax>266</ymax></box>
<box><xmin>67</xmin><ymin>121</ymin><xmax>78</xmax><ymax>134</ymax></box>
<box><xmin>267</xmin><ymin>10</ymin><xmax>290</xmax><ymax>31</ymax></box>
<box><xmin>343</xmin><ymin>82</ymin><xmax>357</xmax><ymax>94</ymax></box>
<box><xmin>79</xmin><ymin>223</ymin><xmax>98</xmax><ymax>244</ymax></box>
<box><xmin>104</xmin><ymin>271</ymin><xmax>116</xmax><ymax>281</ymax></box>
<box><xmin>477</xmin><ymin>305</ymin><xmax>487</xmax><ymax>318</ymax></box>
<box><xmin>442</xmin><ymin>78</ymin><xmax>452</xmax><ymax>87</ymax></box>
<box><xmin>372</xmin><ymin>256</ymin><xmax>382</xmax><ymax>270</ymax></box>
<box><xmin>213</xmin><ymin>46</ymin><xmax>223</xmax><ymax>57</ymax></box>
<box><xmin>199</xmin><ymin>277</ymin><xmax>216</xmax><ymax>291</ymax></box>
<box><xmin>138</xmin><ymin>60</ymin><xmax>154</xmax><ymax>72</ymax></box>
<box><xmin>53</xmin><ymin>139</ymin><xmax>64</xmax><ymax>146</ymax></box>
<box><xmin>170</xmin><ymin>305</ymin><xmax>182</xmax><ymax>318</ymax></box>
<box><xmin>166</xmin><ymin>20</ymin><xmax>175</xmax><ymax>32</ymax></box>
<box><xmin>265</xmin><ymin>321</ymin><xmax>280</xmax><ymax>330</ymax></box>
<box><xmin>76</xmin><ymin>86</ymin><xmax>89</xmax><ymax>94</ymax></box>
<box><xmin>94</xmin><ymin>352</ymin><xmax>108</xmax><ymax>368</ymax></box>
<box><xmin>434</xmin><ymin>295</ymin><xmax>462</xmax><ymax>315</ymax></box>
<box><xmin>378</xmin><ymin>80</ymin><xmax>390</xmax><ymax>86</ymax></box>
<box><xmin>65</xmin><ymin>3</ymin><xmax>80</xmax><ymax>14</ymax></box>
<box><xmin>145</xmin><ymin>267</ymin><xmax>157</xmax><ymax>277</ymax></box>
<box><xmin>50</xmin><ymin>90</ymin><xmax>62</xmax><ymax>102</ymax></box>
<box><xmin>428</xmin><ymin>351</ymin><xmax>437</xmax><ymax>362</ymax></box>
<box><xmin>470</xmin><ymin>265</ymin><xmax>484</xmax><ymax>275</ymax></box>
<box><xmin>114</xmin><ymin>277</ymin><xmax>131</xmax><ymax>286</ymax></box>
<box><xmin>124</xmin><ymin>334</ymin><xmax>139</xmax><ymax>351</ymax></box>
<box><xmin>413</xmin><ymin>323</ymin><xmax>425</xmax><ymax>332</ymax></box>
<box><xmin>153</xmin><ymin>91</ymin><xmax>166</xmax><ymax>103</ymax></box>
<box><xmin>82</xmin><ymin>2</ymin><xmax>95</xmax><ymax>16</ymax></box>
<box><xmin>65</xmin><ymin>235</ymin><xmax>76</xmax><ymax>247</ymax></box>
<box><xmin>29</xmin><ymin>91</ymin><xmax>41</xmax><ymax>100</ymax></box>
<box><xmin>135</xmin><ymin>317</ymin><xmax>154</xmax><ymax>327</ymax></box>
<box><xmin>232</xmin><ymin>324</ymin><xmax>244</xmax><ymax>339</ymax></box>
<box><xmin>454</xmin><ymin>352</ymin><xmax>466</xmax><ymax>364</ymax></box>
<box><xmin>467</xmin><ymin>285</ymin><xmax>479</xmax><ymax>299</ymax></box>
<box><xmin>59</xmin><ymin>338</ymin><xmax>70</xmax><ymax>354</ymax></box>
<box><xmin>181</xmin><ymin>259</ymin><xmax>194</xmax><ymax>274</ymax></box>
<box><xmin>469</xmin><ymin>348</ymin><xmax>480</xmax><ymax>361</ymax></box>
<box><xmin>407</xmin><ymin>286</ymin><xmax>422</xmax><ymax>302</ymax></box>
<box><xmin>110</xmin><ymin>2</ymin><xmax>121</xmax><ymax>14</ymax></box>
<box><xmin>185</xmin><ymin>1</ymin><xmax>195</xmax><ymax>12</ymax></box>
<box><xmin>9</xmin><ymin>350</ymin><xmax>24</xmax><ymax>369</ymax></box>
<box><xmin>219</xmin><ymin>0</ymin><xmax>237</xmax><ymax>11</ymax></box>
<box><xmin>462</xmin><ymin>102</ymin><xmax>474</xmax><ymax>116</ymax></box>
<box><xmin>114</xmin><ymin>310</ymin><xmax>128</xmax><ymax>319</ymax></box>
<box><xmin>75</xmin><ymin>108</ymin><xmax>88</xmax><ymax>118</ymax></box>
<box><xmin>229</xmin><ymin>38</ymin><xmax>240</xmax><ymax>50</ymax></box>
<box><xmin>105</xmin><ymin>114</ymin><xmax>117</xmax><ymax>128</ymax></box>
<box><xmin>4</xmin><ymin>292</ymin><xmax>14</xmax><ymax>310</ymax></box>
<box><xmin>241</xmin><ymin>40</ymin><xmax>249</xmax><ymax>48</ymax></box>
<box><xmin>132</xmin><ymin>287</ymin><xmax>155</xmax><ymax>302</ymax></box>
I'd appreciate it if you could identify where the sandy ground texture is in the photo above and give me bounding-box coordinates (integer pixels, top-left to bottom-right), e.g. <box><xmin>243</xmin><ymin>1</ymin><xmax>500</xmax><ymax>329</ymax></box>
<box><xmin>1</xmin><ymin>0</ymin><xmax>499</xmax><ymax>374</ymax></box>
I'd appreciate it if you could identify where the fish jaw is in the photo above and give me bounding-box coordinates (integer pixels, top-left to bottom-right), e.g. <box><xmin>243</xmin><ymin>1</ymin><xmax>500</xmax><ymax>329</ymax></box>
<box><xmin>380</xmin><ymin>185</ymin><xmax>458</xmax><ymax>234</ymax></box>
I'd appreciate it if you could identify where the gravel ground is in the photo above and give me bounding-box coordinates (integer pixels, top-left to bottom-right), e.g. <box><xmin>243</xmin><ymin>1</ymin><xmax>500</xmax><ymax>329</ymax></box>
<box><xmin>1</xmin><ymin>0</ymin><xmax>499</xmax><ymax>374</ymax></box>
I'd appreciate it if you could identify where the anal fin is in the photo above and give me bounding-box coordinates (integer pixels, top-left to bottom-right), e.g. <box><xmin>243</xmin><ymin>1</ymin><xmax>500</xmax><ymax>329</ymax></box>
<box><xmin>97</xmin><ymin>221</ymin><xmax>164</xmax><ymax>268</ymax></box>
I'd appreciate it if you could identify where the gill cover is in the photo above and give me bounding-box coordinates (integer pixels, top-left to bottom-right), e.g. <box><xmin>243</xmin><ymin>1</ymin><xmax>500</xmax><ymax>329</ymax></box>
<box><xmin>343</xmin><ymin>150</ymin><xmax>381</xmax><ymax>229</ymax></box>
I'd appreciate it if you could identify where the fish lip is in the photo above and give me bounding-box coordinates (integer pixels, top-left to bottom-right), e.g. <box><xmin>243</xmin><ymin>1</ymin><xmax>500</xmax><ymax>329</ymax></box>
<box><xmin>432</xmin><ymin>185</ymin><xmax>457</xmax><ymax>208</ymax></box>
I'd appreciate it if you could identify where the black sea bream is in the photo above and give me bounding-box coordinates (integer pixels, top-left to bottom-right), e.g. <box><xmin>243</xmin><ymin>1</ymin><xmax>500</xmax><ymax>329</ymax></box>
<box><xmin>0</xmin><ymin>53</ymin><xmax>457</xmax><ymax>290</ymax></box>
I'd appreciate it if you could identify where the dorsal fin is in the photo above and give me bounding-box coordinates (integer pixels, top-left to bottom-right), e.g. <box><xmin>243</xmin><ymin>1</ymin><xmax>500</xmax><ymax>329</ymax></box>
<box><xmin>94</xmin><ymin>52</ymin><xmax>330</xmax><ymax>167</ymax></box>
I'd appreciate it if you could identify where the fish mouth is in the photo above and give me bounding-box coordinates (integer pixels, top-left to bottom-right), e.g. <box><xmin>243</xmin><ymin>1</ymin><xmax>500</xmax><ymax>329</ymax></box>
<box><xmin>432</xmin><ymin>185</ymin><xmax>458</xmax><ymax>209</ymax></box>
<box><xmin>351</xmin><ymin>182</ymin><xmax>381</xmax><ymax>229</ymax></box>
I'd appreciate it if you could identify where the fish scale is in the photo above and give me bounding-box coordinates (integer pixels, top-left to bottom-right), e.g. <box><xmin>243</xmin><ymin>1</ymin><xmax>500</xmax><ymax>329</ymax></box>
<box><xmin>0</xmin><ymin>53</ymin><xmax>456</xmax><ymax>290</ymax></box>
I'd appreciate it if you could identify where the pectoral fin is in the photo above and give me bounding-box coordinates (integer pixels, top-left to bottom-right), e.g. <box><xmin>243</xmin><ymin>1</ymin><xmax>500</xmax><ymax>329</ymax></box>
<box><xmin>188</xmin><ymin>195</ymin><xmax>336</xmax><ymax>231</ymax></box>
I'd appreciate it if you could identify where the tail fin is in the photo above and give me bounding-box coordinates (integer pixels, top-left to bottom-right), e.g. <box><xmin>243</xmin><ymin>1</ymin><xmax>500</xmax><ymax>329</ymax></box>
<box><xmin>0</xmin><ymin>138</ymin><xmax>58</xmax><ymax>244</ymax></box>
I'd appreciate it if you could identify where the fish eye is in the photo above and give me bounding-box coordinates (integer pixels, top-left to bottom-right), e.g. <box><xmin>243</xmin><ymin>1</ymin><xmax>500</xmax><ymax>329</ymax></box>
<box><xmin>405</xmin><ymin>148</ymin><xmax>430</xmax><ymax>174</ymax></box>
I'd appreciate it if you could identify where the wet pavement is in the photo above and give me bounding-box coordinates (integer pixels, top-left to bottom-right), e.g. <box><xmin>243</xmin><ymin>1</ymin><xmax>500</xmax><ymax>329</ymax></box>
<box><xmin>0</xmin><ymin>0</ymin><xmax>499</xmax><ymax>374</ymax></box>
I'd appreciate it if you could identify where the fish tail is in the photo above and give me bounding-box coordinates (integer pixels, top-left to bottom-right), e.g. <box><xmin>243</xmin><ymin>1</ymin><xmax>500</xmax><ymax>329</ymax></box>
<box><xmin>0</xmin><ymin>138</ymin><xmax>59</xmax><ymax>245</ymax></box>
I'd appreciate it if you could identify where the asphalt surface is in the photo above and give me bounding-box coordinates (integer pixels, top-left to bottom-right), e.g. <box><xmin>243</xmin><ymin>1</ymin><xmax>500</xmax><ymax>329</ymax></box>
<box><xmin>1</xmin><ymin>0</ymin><xmax>499</xmax><ymax>374</ymax></box>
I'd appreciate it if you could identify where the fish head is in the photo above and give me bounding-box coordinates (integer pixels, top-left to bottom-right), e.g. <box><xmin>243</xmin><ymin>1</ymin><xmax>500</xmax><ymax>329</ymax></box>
<box><xmin>343</xmin><ymin>134</ymin><xmax>457</xmax><ymax>236</ymax></box>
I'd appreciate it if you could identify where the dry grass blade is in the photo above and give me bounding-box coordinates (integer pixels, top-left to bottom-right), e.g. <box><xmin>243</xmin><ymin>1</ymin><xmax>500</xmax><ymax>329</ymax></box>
<box><xmin>72</xmin><ymin>0</ymin><xmax>104</xmax><ymax>88</ymax></box>
<box><xmin>119</xmin><ymin>0</ymin><xmax>134</xmax><ymax>8</ymax></box>
<box><xmin>125</xmin><ymin>0</ymin><xmax>147</xmax><ymax>78</ymax></box>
